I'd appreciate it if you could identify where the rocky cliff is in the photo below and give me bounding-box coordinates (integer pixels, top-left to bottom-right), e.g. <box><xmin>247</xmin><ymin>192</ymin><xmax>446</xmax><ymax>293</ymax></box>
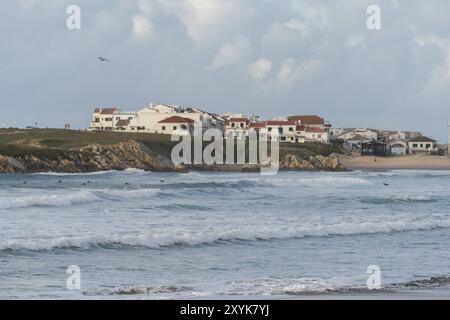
<box><xmin>0</xmin><ymin>141</ymin><xmax>175</xmax><ymax>173</ymax></box>
<box><xmin>0</xmin><ymin>141</ymin><xmax>345</xmax><ymax>173</ymax></box>
<box><xmin>281</xmin><ymin>153</ymin><xmax>345</xmax><ymax>171</ymax></box>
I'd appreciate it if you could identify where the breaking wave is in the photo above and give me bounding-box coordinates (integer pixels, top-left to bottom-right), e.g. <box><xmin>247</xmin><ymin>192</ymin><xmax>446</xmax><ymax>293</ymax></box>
<box><xmin>2</xmin><ymin>218</ymin><xmax>450</xmax><ymax>252</ymax></box>
<box><xmin>264</xmin><ymin>176</ymin><xmax>372</xmax><ymax>187</ymax></box>
<box><xmin>0</xmin><ymin>190</ymin><xmax>99</xmax><ymax>209</ymax></box>
<box><xmin>361</xmin><ymin>195</ymin><xmax>435</xmax><ymax>204</ymax></box>
<box><xmin>83</xmin><ymin>285</ymin><xmax>192</xmax><ymax>296</ymax></box>
<box><xmin>33</xmin><ymin>168</ymin><xmax>146</xmax><ymax>176</ymax></box>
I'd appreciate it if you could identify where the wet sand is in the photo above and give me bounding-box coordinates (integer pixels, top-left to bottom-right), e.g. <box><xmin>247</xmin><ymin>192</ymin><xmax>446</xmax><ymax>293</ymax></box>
<box><xmin>339</xmin><ymin>154</ymin><xmax>450</xmax><ymax>171</ymax></box>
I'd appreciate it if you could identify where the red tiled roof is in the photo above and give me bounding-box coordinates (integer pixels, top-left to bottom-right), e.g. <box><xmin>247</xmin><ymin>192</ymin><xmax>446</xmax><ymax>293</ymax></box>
<box><xmin>94</xmin><ymin>107</ymin><xmax>117</xmax><ymax>115</ymax></box>
<box><xmin>249</xmin><ymin>122</ymin><xmax>266</xmax><ymax>128</ymax></box>
<box><xmin>228</xmin><ymin>118</ymin><xmax>249</xmax><ymax>122</ymax></box>
<box><xmin>158</xmin><ymin>116</ymin><xmax>195</xmax><ymax>124</ymax></box>
<box><xmin>288</xmin><ymin>115</ymin><xmax>324</xmax><ymax>125</ymax></box>
<box><xmin>266</xmin><ymin>120</ymin><xmax>296</xmax><ymax>126</ymax></box>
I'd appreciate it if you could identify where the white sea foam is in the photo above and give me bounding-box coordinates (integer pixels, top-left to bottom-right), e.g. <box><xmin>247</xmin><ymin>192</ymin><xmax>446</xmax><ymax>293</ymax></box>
<box><xmin>2</xmin><ymin>218</ymin><xmax>450</xmax><ymax>252</ymax></box>
<box><xmin>264</xmin><ymin>176</ymin><xmax>372</xmax><ymax>187</ymax></box>
<box><xmin>33</xmin><ymin>168</ymin><xmax>146</xmax><ymax>176</ymax></box>
<box><xmin>0</xmin><ymin>190</ymin><xmax>99</xmax><ymax>209</ymax></box>
<box><xmin>95</xmin><ymin>188</ymin><xmax>161</xmax><ymax>199</ymax></box>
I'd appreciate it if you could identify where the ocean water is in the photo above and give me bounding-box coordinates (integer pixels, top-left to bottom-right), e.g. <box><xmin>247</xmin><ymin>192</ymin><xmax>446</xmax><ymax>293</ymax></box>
<box><xmin>1</xmin><ymin>169</ymin><xmax>450</xmax><ymax>299</ymax></box>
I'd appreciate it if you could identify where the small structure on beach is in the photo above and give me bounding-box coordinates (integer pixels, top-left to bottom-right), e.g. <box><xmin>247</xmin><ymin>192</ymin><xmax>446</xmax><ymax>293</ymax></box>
<box><xmin>408</xmin><ymin>136</ymin><xmax>438</xmax><ymax>154</ymax></box>
<box><xmin>361</xmin><ymin>141</ymin><xmax>391</xmax><ymax>157</ymax></box>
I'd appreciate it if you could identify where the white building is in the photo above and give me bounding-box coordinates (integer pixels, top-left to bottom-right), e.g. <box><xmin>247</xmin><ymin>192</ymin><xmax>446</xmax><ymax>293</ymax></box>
<box><xmin>91</xmin><ymin>107</ymin><xmax>117</xmax><ymax>131</ymax></box>
<box><xmin>408</xmin><ymin>136</ymin><xmax>438</xmax><ymax>154</ymax></box>
<box><xmin>287</xmin><ymin>115</ymin><xmax>326</xmax><ymax>129</ymax></box>
<box><xmin>266</xmin><ymin>120</ymin><xmax>296</xmax><ymax>142</ymax></box>
<box><xmin>113</xmin><ymin>111</ymin><xmax>137</xmax><ymax>131</ymax></box>
<box><xmin>296</xmin><ymin>125</ymin><xmax>329</xmax><ymax>144</ymax></box>
<box><xmin>225</xmin><ymin>117</ymin><xmax>250</xmax><ymax>139</ymax></box>
<box><xmin>127</xmin><ymin>104</ymin><xmax>181</xmax><ymax>132</ymax></box>
<box><xmin>157</xmin><ymin>116</ymin><xmax>195</xmax><ymax>136</ymax></box>
<box><xmin>390</xmin><ymin>141</ymin><xmax>407</xmax><ymax>155</ymax></box>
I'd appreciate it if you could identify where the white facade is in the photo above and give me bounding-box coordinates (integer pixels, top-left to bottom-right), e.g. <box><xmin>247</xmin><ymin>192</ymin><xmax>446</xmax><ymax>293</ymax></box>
<box><xmin>266</xmin><ymin>121</ymin><xmax>296</xmax><ymax>143</ymax></box>
<box><xmin>408</xmin><ymin>137</ymin><xmax>438</xmax><ymax>154</ymax></box>
<box><xmin>128</xmin><ymin>104</ymin><xmax>180</xmax><ymax>132</ymax></box>
<box><xmin>156</xmin><ymin>116</ymin><xmax>195</xmax><ymax>136</ymax></box>
<box><xmin>91</xmin><ymin>107</ymin><xmax>117</xmax><ymax>131</ymax></box>
<box><xmin>295</xmin><ymin>125</ymin><xmax>329</xmax><ymax>144</ymax></box>
<box><xmin>390</xmin><ymin>141</ymin><xmax>407</xmax><ymax>155</ymax></box>
<box><xmin>225</xmin><ymin>118</ymin><xmax>250</xmax><ymax>139</ymax></box>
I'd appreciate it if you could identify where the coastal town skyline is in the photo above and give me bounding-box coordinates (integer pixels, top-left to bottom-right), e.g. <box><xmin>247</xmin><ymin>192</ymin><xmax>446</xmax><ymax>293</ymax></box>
<box><xmin>1</xmin><ymin>1</ymin><xmax>450</xmax><ymax>141</ymax></box>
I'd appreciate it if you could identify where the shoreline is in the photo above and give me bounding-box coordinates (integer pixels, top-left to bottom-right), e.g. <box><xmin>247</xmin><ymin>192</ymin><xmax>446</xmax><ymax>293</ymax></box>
<box><xmin>339</xmin><ymin>154</ymin><xmax>450</xmax><ymax>171</ymax></box>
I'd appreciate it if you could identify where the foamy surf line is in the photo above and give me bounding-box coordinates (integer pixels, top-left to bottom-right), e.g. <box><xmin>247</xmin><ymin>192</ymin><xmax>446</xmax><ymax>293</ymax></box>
<box><xmin>2</xmin><ymin>218</ymin><xmax>450</xmax><ymax>252</ymax></box>
<box><xmin>33</xmin><ymin>168</ymin><xmax>146</xmax><ymax>176</ymax></box>
<box><xmin>0</xmin><ymin>188</ymin><xmax>162</xmax><ymax>209</ymax></box>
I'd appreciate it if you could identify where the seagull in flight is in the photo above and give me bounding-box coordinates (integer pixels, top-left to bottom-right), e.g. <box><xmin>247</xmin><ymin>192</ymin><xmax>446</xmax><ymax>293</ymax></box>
<box><xmin>98</xmin><ymin>56</ymin><xmax>111</xmax><ymax>63</ymax></box>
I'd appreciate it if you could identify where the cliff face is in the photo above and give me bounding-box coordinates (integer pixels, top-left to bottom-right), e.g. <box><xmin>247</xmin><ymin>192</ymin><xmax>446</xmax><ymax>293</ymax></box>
<box><xmin>0</xmin><ymin>141</ymin><xmax>345</xmax><ymax>173</ymax></box>
<box><xmin>0</xmin><ymin>141</ymin><xmax>175</xmax><ymax>173</ymax></box>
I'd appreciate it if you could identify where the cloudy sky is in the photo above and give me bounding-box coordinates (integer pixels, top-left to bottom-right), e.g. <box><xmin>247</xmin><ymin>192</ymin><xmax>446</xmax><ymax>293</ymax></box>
<box><xmin>1</xmin><ymin>0</ymin><xmax>450</xmax><ymax>141</ymax></box>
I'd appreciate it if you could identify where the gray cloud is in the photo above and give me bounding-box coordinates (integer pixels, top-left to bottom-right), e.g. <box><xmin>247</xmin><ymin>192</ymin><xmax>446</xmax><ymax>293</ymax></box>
<box><xmin>1</xmin><ymin>0</ymin><xmax>449</xmax><ymax>141</ymax></box>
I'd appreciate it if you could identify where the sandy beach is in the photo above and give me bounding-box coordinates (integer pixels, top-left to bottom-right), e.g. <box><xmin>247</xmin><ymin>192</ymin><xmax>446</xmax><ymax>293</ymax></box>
<box><xmin>339</xmin><ymin>154</ymin><xmax>450</xmax><ymax>171</ymax></box>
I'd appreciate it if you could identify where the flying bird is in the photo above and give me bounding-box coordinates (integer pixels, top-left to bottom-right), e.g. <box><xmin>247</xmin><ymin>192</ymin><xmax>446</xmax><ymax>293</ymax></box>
<box><xmin>98</xmin><ymin>56</ymin><xmax>111</xmax><ymax>63</ymax></box>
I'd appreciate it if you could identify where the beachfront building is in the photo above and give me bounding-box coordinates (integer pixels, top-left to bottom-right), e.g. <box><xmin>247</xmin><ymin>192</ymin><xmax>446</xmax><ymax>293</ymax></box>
<box><xmin>91</xmin><ymin>107</ymin><xmax>117</xmax><ymax>131</ymax></box>
<box><xmin>225</xmin><ymin>117</ymin><xmax>250</xmax><ymax>139</ymax></box>
<box><xmin>296</xmin><ymin>125</ymin><xmax>329</xmax><ymax>144</ymax></box>
<box><xmin>156</xmin><ymin>116</ymin><xmax>195</xmax><ymax>136</ymax></box>
<box><xmin>361</xmin><ymin>141</ymin><xmax>391</xmax><ymax>156</ymax></box>
<box><xmin>332</xmin><ymin>128</ymin><xmax>379</xmax><ymax>150</ymax></box>
<box><xmin>266</xmin><ymin>120</ymin><xmax>296</xmax><ymax>142</ymax></box>
<box><xmin>390</xmin><ymin>141</ymin><xmax>408</xmax><ymax>155</ymax></box>
<box><xmin>408</xmin><ymin>136</ymin><xmax>438</xmax><ymax>154</ymax></box>
<box><xmin>287</xmin><ymin>115</ymin><xmax>327</xmax><ymax>130</ymax></box>
<box><xmin>127</xmin><ymin>104</ymin><xmax>182</xmax><ymax>132</ymax></box>
<box><xmin>179</xmin><ymin>108</ymin><xmax>225</xmax><ymax>133</ymax></box>
<box><xmin>113</xmin><ymin>111</ymin><xmax>138</xmax><ymax>131</ymax></box>
<box><xmin>90</xmin><ymin>103</ymin><xmax>226</xmax><ymax>134</ymax></box>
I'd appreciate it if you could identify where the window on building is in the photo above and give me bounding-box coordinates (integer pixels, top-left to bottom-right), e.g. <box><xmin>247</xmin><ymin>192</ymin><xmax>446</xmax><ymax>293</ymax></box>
<box><xmin>181</xmin><ymin>125</ymin><xmax>187</xmax><ymax>130</ymax></box>
<box><xmin>105</xmin><ymin>118</ymin><xmax>113</xmax><ymax>122</ymax></box>
<box><xmin>173</xmin><ymin>126</ymin><xmax>177</xmax><ymax>130</ymax></box>
<box><xmin>240</xmin><ymin>123</ymin><xmax>244</xmax><ymax>128</ymax></box>
<box><xmin>420</xmin><ymin>144</ymin><xmax>423</xmax><ymax>148</ymax></box>
<box><xmin>289</xmin><ymin>127</ymin><xmax>293</xmax><ymax>131</ymax></box>
<box><xmin>278</xmin><ymin>128</ymin><xmax>283</xmax><ymax>134</ymax></box>
<box><xmin>426</xmin><ymin>144</ymin><xmax>431</xmax><ymax>148</ymax></box>
<box><xmin>231</xmin><ymin>123</ymin><xmax>236</xmax><ymax>128</ymax></box>
<box><xmin>162</xmin><ymin>126</ymin><xmax>166</xmax><ymax>131</ymax></box>
<box><xmin>281</xmin><ymin>137</ymin><xmax>286</xmax><ymax>141</ymax></box>
<box><xmin>413</xmin><ymin>144</ymin><xmax>417</xmax><ymax>148</ymax></box>
<box><xmin>94</xmin><ymin>118</ymin><xmax>100</xmax><ymax>123</ymax></box>
<box><xmin>268</xmin><ymin>127</ymin><xmax>272</xmax><ymax>132</ymax></box>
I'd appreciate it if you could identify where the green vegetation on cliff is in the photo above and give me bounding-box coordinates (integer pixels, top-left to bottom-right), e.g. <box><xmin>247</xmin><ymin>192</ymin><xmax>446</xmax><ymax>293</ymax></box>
<box><xmin>0</xmin><ymin>128</ymin><xmax>343</xmax><ymax>159</ymax></box>
<box><xmin>0</xmin><ymin>129</ymin><xmax>345</xmax><ymax>173</ymax></box>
